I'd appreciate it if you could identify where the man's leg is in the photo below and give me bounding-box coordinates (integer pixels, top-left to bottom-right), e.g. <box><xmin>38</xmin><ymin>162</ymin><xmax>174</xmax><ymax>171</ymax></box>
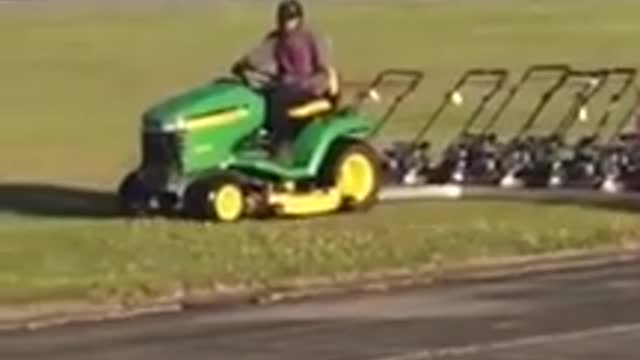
<box><xmin>267</xmin><ymin>86</ymin><xmax>316</xmax><ymax>158</ymax></box>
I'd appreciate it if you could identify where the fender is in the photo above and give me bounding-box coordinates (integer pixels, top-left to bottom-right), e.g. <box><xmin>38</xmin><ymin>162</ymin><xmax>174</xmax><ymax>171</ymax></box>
<box><xmin>226</xmin><ymin>113</ymin><xmax>373</xmax><ymax>180</ymax></box>
<box><xmin>292</xmin><ymin>113</ymin><xmax>373</xmax><ymax>177</ymax></box>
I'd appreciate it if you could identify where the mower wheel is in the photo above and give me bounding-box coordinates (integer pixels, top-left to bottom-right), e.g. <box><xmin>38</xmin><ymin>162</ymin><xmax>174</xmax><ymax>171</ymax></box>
<box><xmin>184</xmin><ymin>176</ymin><xmax>246</xmax><ymax>222</ymax></box>
<box><xmin>321</xmin><ymin>140</ymin><xmax>381</xmax><ymax>211</ymax></box>
<box><xmin>118</xmin><ymin>172</ymin><xmax>150</xmax><ymax>216</ymax></box>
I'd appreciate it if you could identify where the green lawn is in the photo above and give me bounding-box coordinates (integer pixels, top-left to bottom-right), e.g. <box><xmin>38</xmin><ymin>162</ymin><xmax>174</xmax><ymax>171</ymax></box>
<box><xmin>1</xmin><ymin>0</ymin><xmax>639</xmax><ymax>305</ymax></box>
<box><xmin>0</xmin><ymin>200</ymin><xmax>638</xmax><ymax>304</ymax></box>
<box><xmin>3</xmin><ymin>0</ymin><xmax>640</xmax><ymax>184</ymax></box>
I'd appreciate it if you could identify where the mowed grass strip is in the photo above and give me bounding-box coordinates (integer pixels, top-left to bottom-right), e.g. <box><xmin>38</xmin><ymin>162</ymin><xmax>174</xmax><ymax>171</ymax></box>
<box><xmin>0</xmin><ymin>1</ymin><xmax>639</xmax><ymax>305</ymax></box>
<box><xmin>0</xmin><ymin>200</ymin><xmax>638</xmax><ymax>304</ymax></box>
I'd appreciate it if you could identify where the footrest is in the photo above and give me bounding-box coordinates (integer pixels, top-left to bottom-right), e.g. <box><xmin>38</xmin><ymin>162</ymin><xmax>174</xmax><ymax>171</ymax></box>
<box><xmin>230</xmin><ymin>157</ymin><xmax>310</xmax><ymax>179</ymax></box>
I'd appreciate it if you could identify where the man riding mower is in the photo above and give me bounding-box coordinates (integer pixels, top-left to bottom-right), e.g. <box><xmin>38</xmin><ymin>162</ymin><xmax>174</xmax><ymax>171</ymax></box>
<box><xmin>117</xmin><ymin>1</ymin><xmax>425</xmax><ymax>222</ymax></box>
<box><xmin>231</xmin><ymin>0</ymin><xmax>340</xmax><ymax>160</ymax></box>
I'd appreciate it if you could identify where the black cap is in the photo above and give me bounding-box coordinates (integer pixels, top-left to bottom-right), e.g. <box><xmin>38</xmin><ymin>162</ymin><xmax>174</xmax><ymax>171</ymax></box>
<box><xmin>277</xmin><ymin>0</ymin><xmax>304</xmax><ymax>24</ymax></box>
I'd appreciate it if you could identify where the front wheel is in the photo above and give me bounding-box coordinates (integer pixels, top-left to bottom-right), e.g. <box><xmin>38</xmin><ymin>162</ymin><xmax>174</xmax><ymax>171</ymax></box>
<box><xmin>118</xmin><ymin>172</ymin><xmax>150</xmax><ymax>216</ymax></box>
<box><xmin>183</xmin><ymin>175</ymin><xmax>246</xmax><ymax>223</ymax></box>
<box><xmin>321</xmin><ymin>141</ymin><xmax>381</xmax><ymax>211</ymax></box>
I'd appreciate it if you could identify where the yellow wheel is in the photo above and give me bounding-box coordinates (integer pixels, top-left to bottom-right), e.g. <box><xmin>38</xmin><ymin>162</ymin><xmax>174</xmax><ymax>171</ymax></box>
<box><xmin>337</xmin><ymin>153</ymin><xmax>376</xmax><ymax>203</ymax></box>
<box><xmin>184</xmin><ymin>176</ymin><xmax>246</xmax><ymax>222</ymax></box>
<box><xmin>322</xmin><ymin>141</ymin><xmax>381</xmax><ymax>210</ymax></box>
<box><xmin>210</xmin><ymin>183</ymin><xmax>244</xmax><ymax>222</ymax></box>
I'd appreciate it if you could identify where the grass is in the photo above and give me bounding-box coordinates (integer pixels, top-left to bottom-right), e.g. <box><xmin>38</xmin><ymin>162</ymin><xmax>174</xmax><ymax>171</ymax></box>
<box><xmin>1</xmin><ymin>0</ymin><xmax>640</xmax><ymax>305</ymax></box>
<box><xmin>0</xmin><ymin>200</ymin><xmax>638</xmax><ymax>304</ymax></box>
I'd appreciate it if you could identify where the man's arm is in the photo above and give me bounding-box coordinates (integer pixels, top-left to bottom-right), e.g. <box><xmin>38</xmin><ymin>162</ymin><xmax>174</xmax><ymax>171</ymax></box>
<box><xmin>306</xmin><ymin>31</ymin><xmax>338</xmax><ymax>96</ymax></box>
<box><xmin>232</xmin><ymin>35</ymin><xmax>277</xmax><ymax>77</ymax></box>
<box><xmin>312</xmin><ymin>31</ymin><xmax>332</xmax><ymax>72</ymax></box>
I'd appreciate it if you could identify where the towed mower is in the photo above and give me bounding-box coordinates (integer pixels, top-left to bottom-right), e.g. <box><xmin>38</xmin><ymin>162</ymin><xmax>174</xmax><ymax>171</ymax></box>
<box><xmin>403</xmin><ymin>64</ymin><xmax>573</xmax><ymax>187</ymax></box>
<box><xmin>118</xmin><ymin>68</ymin><xmax>423</xmax><ymax>222</ymax></box>
<box><xmin>501</xmin><ymin>69</ymin><xmax>611</xmax><ymax>188</ymax></box>
<box><xmin>381</xmin><ymin>68</ymin><xmax>509</xmax><ymax>185</ymax></box>
<box><xmin>427</xmin><ymin>69</ymin><xmax>510</xmax><ymax>184</ymax></box>
<box><xmin>546</xmin><ymin>68</ymin><xmax>638</xmax><ymax>189</ymax></box>
<box><xmin>459</xmin><ymin>64</ymin><xmax>573</xmax><ymax>186</ymax></box>
<box><xmin>496</xmin><ymin>67</ymin><xmax>608</xmax><ymax>188</ymax></box>
<box><xmin>597</xmin><ymin>84</ymin><xmax>640</xmax><ymax>192</ymax></box>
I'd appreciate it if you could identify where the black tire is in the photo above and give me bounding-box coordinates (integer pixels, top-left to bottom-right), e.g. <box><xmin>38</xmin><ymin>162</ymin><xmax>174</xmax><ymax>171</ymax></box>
<box><xmin>183</xmin><ymin>175</ymin><xmax>246</xmax><ymax>222</ymax></box>
<box><xmin>320</xmin><ymin>140</ymin><xmax>382</xmax><ymax>211</ymax></box>
<box><xmin>118</xmin><ymin>172</ymin><xmax>150</xmax><ymax>216</ymax></box>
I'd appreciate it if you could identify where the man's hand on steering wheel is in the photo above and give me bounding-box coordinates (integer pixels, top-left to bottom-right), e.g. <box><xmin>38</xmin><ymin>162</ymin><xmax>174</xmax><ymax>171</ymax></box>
<box><xmin>231</xmin><ymin>61</ymin><xmax>277</xmax><ymax>89</ymax></box>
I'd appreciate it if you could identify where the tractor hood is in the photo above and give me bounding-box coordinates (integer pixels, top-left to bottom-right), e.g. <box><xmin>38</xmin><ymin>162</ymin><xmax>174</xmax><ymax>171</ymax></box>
<box><xmin>142</xmin><ymin>79</ymin><xmax>263</xmax><ymax>132</ymax></box>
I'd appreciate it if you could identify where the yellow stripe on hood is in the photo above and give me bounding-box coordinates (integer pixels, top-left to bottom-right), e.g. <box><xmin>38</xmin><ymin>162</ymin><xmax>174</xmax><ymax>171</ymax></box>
<box><xmin>185</xmin><ymin>108</ymin><xmax>249</xmax><ymax>131</ymax></box>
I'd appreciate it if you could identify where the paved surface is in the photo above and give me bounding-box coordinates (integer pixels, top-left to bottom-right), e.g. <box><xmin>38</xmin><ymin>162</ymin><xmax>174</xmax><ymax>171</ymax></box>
<box><xmin>1</xmin><ymin>263</ymin><xmax>639</xmax><ymax>359</ymax></box>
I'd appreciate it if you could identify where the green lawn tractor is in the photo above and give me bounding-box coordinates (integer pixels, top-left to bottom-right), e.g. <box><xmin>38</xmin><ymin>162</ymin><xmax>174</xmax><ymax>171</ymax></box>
<box><xmin>117</xmin><ymin>69</ymin><xmax>423</xmax><ymax>222</ymax></box>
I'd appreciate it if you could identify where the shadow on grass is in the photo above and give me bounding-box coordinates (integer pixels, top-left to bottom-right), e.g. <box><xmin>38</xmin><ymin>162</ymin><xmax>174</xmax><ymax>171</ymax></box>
<box><xmin>1</xmin><ymin>182</ymin><xmax>637</xmax><ymax>220</ymax></box>
<box><xmin>0</xmin><ymin>183</ymin><xmax>119</xmax><ymax>219</ymax></box>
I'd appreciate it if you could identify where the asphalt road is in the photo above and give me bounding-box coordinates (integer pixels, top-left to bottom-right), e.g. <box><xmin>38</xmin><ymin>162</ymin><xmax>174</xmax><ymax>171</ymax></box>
<box><xmin>1</xmin><ymin>263</ymin><xmax>639</xmax><ymax>359</ymax></box>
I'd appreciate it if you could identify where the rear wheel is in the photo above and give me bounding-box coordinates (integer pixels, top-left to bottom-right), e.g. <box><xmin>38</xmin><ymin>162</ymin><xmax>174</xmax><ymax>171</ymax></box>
<box><xmin>184</xmin><ymin>175</ymin><xmax>246</xmax><ymax>222</ymax></box>
<box><xmin>321</xmin><ymin>141</ymin><xmax>381</xmax><ymax>211</ymax></box>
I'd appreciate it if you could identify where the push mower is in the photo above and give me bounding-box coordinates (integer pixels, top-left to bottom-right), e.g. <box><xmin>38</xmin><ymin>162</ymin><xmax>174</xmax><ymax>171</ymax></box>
<box><xmin>432</xmin><ymin>64</ymin><xmax>572</xmax><ymax>186</ymax></box>
<box><xmin>381</xmin><ymin>68</ymin><xmax>509</xmax><ymax>185</ymax></box>
<box><xmin>507</xmin><ymin>69</ymin><xmax>612</xmax><ymax>188</ymax></box>
<box><xmin>427</xmin><ymin>69</ymin><xmax>510</xmax><ymax>184</ymax></box>
<box><xmin>597</xmin><ymin>84</ymin><xmax>640</xmax><ymax>192</ymax></box>
<box><xmin>496</xmin><ymin>67</ymin><xmax>608</xmax><ymax>188</ymax></box>
<box><xmin>117</xmin><ymin>68</ymin><xmax>423</xmax><ymax>222</ymax></box>
<box><xmin>546</xmin><ymin>68</ymin><xmax>637</xmax><ymax>189</ymax></box>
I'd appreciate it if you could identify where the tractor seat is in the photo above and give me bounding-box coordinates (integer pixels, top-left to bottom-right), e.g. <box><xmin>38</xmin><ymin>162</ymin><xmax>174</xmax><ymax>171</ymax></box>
<box><xmin>288</xmin><ymin>98</ymin><xmax>335</xmax><ymax>119</ymax></box>
<box><xmin>287</xmin><ymin>67</ymin><xmax>341</xmax><ymax>120</ymax></box>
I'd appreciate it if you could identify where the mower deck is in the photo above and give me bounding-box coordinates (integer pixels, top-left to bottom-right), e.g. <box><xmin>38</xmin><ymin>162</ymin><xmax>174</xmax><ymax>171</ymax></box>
<box><xmin>268</xmin><ymin>188</ymin><xmax>343</xmax><ymax>216</ymax></box>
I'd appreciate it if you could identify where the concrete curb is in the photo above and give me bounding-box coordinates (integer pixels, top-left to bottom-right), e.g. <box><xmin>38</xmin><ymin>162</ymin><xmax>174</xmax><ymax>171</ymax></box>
<box><xmin>379</xmin><ymin>185</ymin><xmax>640</xmax><ymax>205</ymax></box>
<box><xmin>245</xmin><ymin>246</ymin><xmax>640</xmax><ymax>306</ymax></box>
<box><xmin>1</xmin><ymin>246</ymin><xmax>637</xmax><ymax>333</ymax></box>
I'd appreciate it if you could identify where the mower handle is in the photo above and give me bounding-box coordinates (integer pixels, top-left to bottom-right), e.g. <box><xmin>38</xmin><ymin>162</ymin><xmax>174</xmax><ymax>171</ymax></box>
<box><xmin>457</xmin><ymin>69</ymin><xmax>510</xmax><ymax>136</ymax></box>
<box><xmin>563</xmin><ymin>69</ymin><xmax>610</xmax><ymax>86</ymax></box>
<box><xmin>483</xmin><ymin>64</ymin><xmax>572</xmax><ymax>135</ymax></box>
<box><xmin>357</xmin><ymin>69</ymin><xmax>425</xmax><ymax>138</ymax></box>
<box><xmin>448</xmin><ymin>68</ymin><xmax>510</xmax><ymax>92</ymax></box>
<box><xmin>520</xmin><ymin>64</ymin><xmax>572</xmax><ymax>80</ymax></box>
<box><xmin>608</xmin><ymin>80</ymin><xmax>640</xmax><ymax>144</ymax></box>
<box><xmin>354</xmin><ymin>69</ymin><xmax>424</xmax><ymax>107</ymax></box>
<box><xmin>510</xmin><ymin>65</ymin><xmax>571</xmax><ymax>139</ymax></box>
<box><xmin>366</xmin><ymin>69</ymin><xmax>425</xmax><ymax>90</ymax></box>
<box><xmin>410</xmin><ymin>68</ymin><xmax>509</xmax><ymax>144</ymax></box>
<box><xmin>551</xmin><ymin>69</ymin><xmax>611</xmax><ymax>137</ymax></box>
<box><xmin>601</xmin><ymin>68</ymin><xmax>637</xmax><ymax>105</ymax></box>
<box><xmin>582</xmin><ymin>68</ymin><xmax>638</xmax><ymax>144</ymax></box>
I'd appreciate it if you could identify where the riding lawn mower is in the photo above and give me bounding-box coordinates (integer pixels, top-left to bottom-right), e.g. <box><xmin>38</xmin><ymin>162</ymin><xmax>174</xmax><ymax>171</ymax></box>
<box><xmin>117</xmin><ymin>68</ymin><xmax>424</xmax><ymax>222</ymax></box>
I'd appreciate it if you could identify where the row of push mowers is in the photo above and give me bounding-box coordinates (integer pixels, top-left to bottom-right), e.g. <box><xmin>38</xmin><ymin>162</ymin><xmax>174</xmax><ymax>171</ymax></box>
<box><xmin>381</xmin><ymin>64</ymin><xmax>640</xmax><ymax>193</ymax></box>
